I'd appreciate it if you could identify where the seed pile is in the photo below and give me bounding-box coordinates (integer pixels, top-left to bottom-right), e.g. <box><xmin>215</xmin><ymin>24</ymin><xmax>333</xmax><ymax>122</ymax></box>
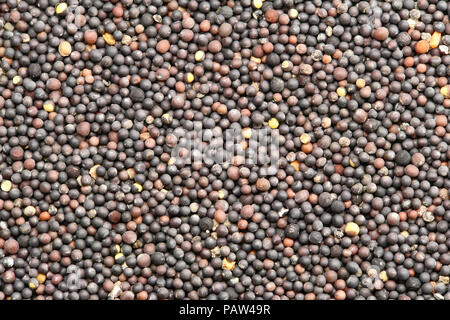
<box><xmin>0</xmin><ymin>0</ymin><xmax>449</xmax><ymax>300</ymax></box>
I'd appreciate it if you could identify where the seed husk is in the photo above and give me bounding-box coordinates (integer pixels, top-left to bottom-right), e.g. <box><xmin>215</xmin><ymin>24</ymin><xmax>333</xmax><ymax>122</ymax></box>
<box><xmin>58</xmin><ymin>41</ymin><xmax>72</xmax><ymax>56</ymax></box>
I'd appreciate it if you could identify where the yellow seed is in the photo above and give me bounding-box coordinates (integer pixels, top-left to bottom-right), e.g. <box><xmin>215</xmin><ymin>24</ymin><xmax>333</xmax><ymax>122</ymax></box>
<box><xmin>4</xmin><ymin>22</ymin><xmax>14</xmax><ymax>31</ymax></box>
<box><xmin>168</xmin><ymin>157</ymin><xmax>176</xmax><ymax>165</ymax></box>
<box><xmin>300</xmin><ymin>133</ymin><xmax>311</xmax><ymax>144</ymax></box>
<box><xmin>345</xmin><ymin>222</ymin><xmax>360</xmax><ymax>237</ymax></box>
<box><xmin>438</xmin><ymin>276</ymin><xmax>449</xmax><ymax>284</ymax></box>
<box><xmin>281</xmin><ymin>60</ymin><xmax>292</xmax><ymax>70</ymax></box>
<box><xmin>253</xmin><ymin>0</ymin><xmax>263</xmax><ymax>9</ymax></box>
<box><xmin>29</xmin><ymin>280</ymin><xmax>38</xmax><ymax>290</ymax></box>
<box><xmin>218</xmin><ymin>190</ymin><xmax>225</xmax><ymax>199</ymax></box>
<box><xmin>322</xmin><ymin>117</ymin><xmax>331</xmax><ymax>129</ymax></box>
<box><xmin>186</xmin><ymin>72</ymin><xmax>194</xmax><ymax>83</ymax></box>
<box><xmin>356</xmin><ymin>78</ymin><xmax>366</xmax><ymax>88</ymax></box>
<box><xmin>337</xmin><ymin>87</ymin><xmax>346</xmax><ymax>97</ymax></box>
<box><xmin>103</xmin><ymin>33</ymin><xmax>116</xmax><ymax>45</ymax></box>
<box><xmin>22</xmin><ymin>33</ymin><xmax>31</xmax><ymax>43</ymax></box>
<box><xmin>1</xmin><ymin>180</ymin><xmax>12</xmax><ymax>192</ymax></box>
<box><xmin>12</xmin><ymin>75</ymin><xmax>22</xmax><ymax>85</ymax></box>
<box><xmin>288</xmin><ymin>8</ymin><xmax>298</xmax><ymax>19</ymax></box>
<box><xmin>121</xmin><ymin>35</ymin><xmax>132</xmax><ymax>45</ymax></box>
<box><xmin>290</xmin><ymin>160</ymin><xmax>300</xmax><ymax>171</ymax></box>
<box><xmin>85</xmin><ymin>44</ymin><xmax>96</xmax><ymax>52</ymax></box>
<box><xmin>89</xmin><ymin>164</ymin><xmax>100</xmax><ymax>179</ymax></box>
<box><xmin>268</xmin><ymin>118</ymin><xmax>279</xmax><ymax>129</ymax></box>
<box><xmin>407</xmin><ymin>18</ymin><xmax>416</xmax><ymax>29</ymax></box>
<box><xmin>379</xmin><ymin>271</ymin><xmax>388</xmax><ymax>282</ymax></box>
<box><xmin>56</xmin><ymin>2</ymin><xmax>68</xmax><ymax>14</ymax></box>
<box><xmin>421</xmin><ymin>32</ymin><xmax>431</xmax><ymax>41</ymax></box>
<box><xmin>430</xmin><ymin>32</ymin><xmax>441</xmax><ymax>48</ymax></box>
<box><xmin>58</xmin><ymin>41</ymin><xmax>72</xmax><ymax>57</ymax></box>
<box><xmin>339</xmin><ymin>136</ymin><xmax>350</xmax><ymax>147</ymax></box>
<box><xmin>222</xmin><ymin>258</ymin><xmax>236</xmax><ymax>270</ymax></box>
<box><xmin>189</xmin><ymin>203</ymin><xmax>199</xmax><ymax>213</ymax></box>
<box><xmin>349</xmin><ymin>159</ymin><xmax>356</xmax><ymax>167</ymax></box>
<box><xmin>250</xmin><ymin>56</ymin><xmax>261</xmax><ymax>64</ymax></box>
<box><xmin>37</xmin><ymin>274</ymin><xmax>47</xmax><ymax>284</ymax></box>
<box><xmin>125</xmin><ymin>168</ymin><xmax>136</xmax><ymax>179</ymax></box>
<box><xmin>24</xmin><ymin>206</ymin><xmax>36</xmax><ymax>217</ymax></box>
<box><xmin>115</xmin><ymin>252</ymin><xmax>124</xmax><ymax>260</ymax></box>
<box><xmin>43</xmin><ymin>102</ymin><xmax>55</xmax><ymax>113</ymax></box>
<box><xmin>440</xmin><ymin>85</ymin><xmax>449</xmax><ymax>98</ymax></box>
<box><xmin>134</xmin><ymin>183</ymin><xmax>143</xmax><ymax>192</ymax></box>
<box><xmin>242</xmin><ymin>127</ymin><xmax>252</xmax><ymax>139</ymax></box>
<box><xmin>400</xmin><ymin>230</ymin><xmax>409</xmax><ymax>238</ymax></box>
<box><xmin>195</xmin><ymin>50</ymin><xmax>205</xmax><ymax>61</ymax></box>
<box><xmin>162</xmin><ymin>113</ymin><xmax>171</xmax><ymax>123</ymax></box>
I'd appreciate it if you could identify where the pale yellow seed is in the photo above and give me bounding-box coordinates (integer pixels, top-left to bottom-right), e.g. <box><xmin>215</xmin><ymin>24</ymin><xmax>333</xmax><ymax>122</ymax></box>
<box><xmin>186</xmin><ymin>73</ymin><xmax>194</xmax><ymax>83</ymax></box>
<box><xmin>438</xmin><ymin>276</ymin><xmax>449</xmax><ymax>285</ymax></box>
<box><xmin>379</xmin><ymin>271</ymin><xmax>388</xmax><ymax>282</ymax></box>
<box><xmin>356</xmin><ymin>78</ymin><xmax>366</xmax><ymax>88</ymax></box>
<box><xmin>345</xmin><ymin>222</ymin><xmax>360</xmax><ymax>237</ymax></box>
<box><xmin>281</xmin><ymin>60</ymin><xmax>292</xmax><ymax>70</ymax></box>
<box><xmin>421</xmin><ymin>32</ymin><xmax>431</xmax><ymax>41</ymax></box>
<box><xmin>43</xmin><ymin>102</ymin><xmax>55</xmax><ymax>113</ymax></box>
<box><xmin>22</xmin><ymin>33</ymin><xmax>31</xmax><ymax>43</ymax></box>
<box><xmin>115</xmin><ymin>252</ymin><xmax>124</xmax><ymax>260</ymax></box>
<box><xmin>242</xmin><ymin>127</ymin><xmax>252</xmax><ymax>139</ymax></box>
<box><xmin>29</xmin><ymin>280</ymin><xmax>38</xmax><ymax>290</ymax></box>
<box><xmin>1</xmin><ymin>180</ymin><xmax>12</xmax><ymax>192</ymax></box>
<box><xmin>250</xmin><ymin>56</ymin><xmax>261</xmax><ymax>64</ymax></box>
<box><xmin>253</xmin><ymin>0</ymin><xmax>263</xmax><ymax>9</ymax></box>
<box><xmin>222</xmin><ymin>258</ymin><xmax>236</xmax><ymax>270</ymax></box>
<box><xmin>339</xmin><ymin>136</ymin><xmax>350</xmax><ymax>147</ymax></box>
<box><xmin>407</xmin><ymin>18</ymin><xmax>416</xmax><ymax>29</ymax></box>
<box><xmin>400</xmin><ymin>230</ymin><xmax>409</xmax><ymax>238</ymax></box>
<box><xmin>441</xmin><ymin>86</ymin><xmax>449</xmax><ymax>98</ymax></box>
<box><xmin>89</xmin><ymin>164</ymin><xmax>100</xmax><ymax>179</ymax></box>
<box><xmin>218</xmin><ymin>190</ymin><xmax>225</xmax><ymax>199</ymax></box>
<box><xmin>322</xmin><ymin>117</ymin><xmax>331</xmax><ymax>129</ymax></box>
<box><xmin>300</xmin><ymin>133</ymin><xmax>311</xmax><ymax>144</ymax></box>
<box><xmin>85</xmin><ymin>44</ymin><xmax>96</xmax><ymax>52</ymax></box>
<box><xmin>37</xmin><ymin>274</ymin><xmax>47</xmax><ymax>284</ymax></box>
<box><xmin>12</xmin><ymin>75</ymin><xmax>22</xmax><ymax>85</ymax></box>
<box><xmin>4</xmin><ymin>22</ymin><xmax>14</xmax><ymax>31</ymax></box>
<box><xmin>288</xmin><ymin>8</ymin><xmax>298</xmax><ymax>19</ymax></box>
<box><xmin>290</xmin><ymin>160</ymin><xmax>300</xmax><ymax>171</ymax></box>
<box><xmin>337</xmin><ymin>87</ymin><xmax>346</xmax><ymax>97</ymax></box>
<box><xmin>195</xmin><ymin>50</ymin><xmax>205</xmax><ymax>62</ymax></box>
<box><xmin>58</xmin><ymin>41</ymin><xmax>72</xmax><ymax>57</ymax></box>
<box><xmin>268</xmin><ymin>118</ymin><xmax>279</xmax><ymax>129</ymax></box>
<box><xmin>349</xmin><ymin>159</ymin><xmax>356</xmax><ymax>167</ymax></box>
<box><xmin>24</xmin><ymin>206</ymin><xmax>36</xmax><ymax>217</ymax></box>
<box><xmin>103</xmin><ymin>33</ymin><xmax>116</xmax><ymax>45</ymax></box>
<box><xmin>56</xmin><ymin>2</ymin><xmax>68</xmax><ymax>14</ymax></box>
<box><xmin>134</xmin><ymin>183</ymin><xmax>143</xmax><ymax>192</ymax></box>
<box><xmin>162</xmin><ymin>113</ymin><xmax>171</xmax><ymax>123</ymax></box>
<box><xmin>189</xmin><ymin>203</ymin><xmax>199</xmax><ymax>213</ymax></box>
<box><xmin>127</xmin><ymin>168</ymin><xmax>136</xmax><ymax>179</ymax></box>
<box><xmin>121</xmin><ymin>35</ymin><xmax>132</xmax><ymax>45</ymax></box>
<box><xmin>430</xmin><ymin>32</ymin><xmax>442</xmax><ymax>49</ymax></box>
